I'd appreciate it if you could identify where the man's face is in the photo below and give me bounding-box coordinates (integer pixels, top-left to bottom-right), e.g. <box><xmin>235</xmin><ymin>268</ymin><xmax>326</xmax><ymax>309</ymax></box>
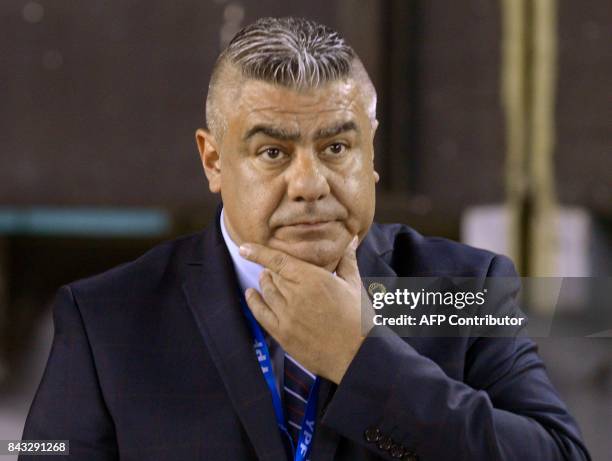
<box><xmin>197</xmin><ymin>77</ymin><xmax>378</xmax><ymax>271</ymax></box>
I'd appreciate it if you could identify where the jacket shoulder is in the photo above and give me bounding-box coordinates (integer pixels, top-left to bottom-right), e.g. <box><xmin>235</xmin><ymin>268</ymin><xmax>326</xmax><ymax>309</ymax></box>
<box><xmin>370</xmin><ymin>222</ymin><xmax>517</xmax><ymax>277</ymax></box>
<box><xmin>68</xmin><ymin>230</ymin><xmax>203</xmax><ymax>300</ymax></box>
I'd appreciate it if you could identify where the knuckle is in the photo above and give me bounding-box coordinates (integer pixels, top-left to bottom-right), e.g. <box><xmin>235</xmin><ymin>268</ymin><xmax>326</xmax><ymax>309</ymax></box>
<box><xmin>251</xmin><ymin>296</ymin><xmax>263</xmax><ymax>311</ymax></box>
<box><xmin>262</xmin><ymin>307</ymin><xmax>273</xmax><ymax>323</ymax></box>
<box><xmin>245</xmin><ymin>290</ymin><xmax>257</xmax><ymax>306</ymax></box>
<box><xmin>271</xmin><ymin>253</ymin><xmax>286</xmax><ymax>270</ymax></box>
<box><xmin>264</xmin><ymin>287</ymin><xmax>276</xmax><ymax>303</ymax></box>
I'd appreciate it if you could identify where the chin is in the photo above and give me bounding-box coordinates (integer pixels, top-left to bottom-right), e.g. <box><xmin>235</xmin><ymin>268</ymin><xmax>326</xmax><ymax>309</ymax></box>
<box><xmin>272</xmin><ymin>239</ymin><xmax>344</xmax><ymax>270</ymax></box>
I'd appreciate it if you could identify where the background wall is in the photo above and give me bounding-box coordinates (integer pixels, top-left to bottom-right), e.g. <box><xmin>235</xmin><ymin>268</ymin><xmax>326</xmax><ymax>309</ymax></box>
<box><xmin>0</xmin><ymin>1</ymin><xmax>610</xmax><ymax>459</ymax></box>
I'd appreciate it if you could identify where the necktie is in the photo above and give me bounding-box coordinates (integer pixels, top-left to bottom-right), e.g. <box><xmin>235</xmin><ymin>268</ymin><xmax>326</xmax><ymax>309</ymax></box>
<box><xmin>283</xmin><ymin>353</ymin><xmax>316</xmax><ymax>447</ymax></box>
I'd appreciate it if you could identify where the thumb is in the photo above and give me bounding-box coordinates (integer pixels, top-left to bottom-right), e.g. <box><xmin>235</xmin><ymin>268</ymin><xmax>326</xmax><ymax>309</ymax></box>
<box><xmin>336</xmin><ymin>236</ymin><xmax>360</xmax><ymax>285</ymax></box>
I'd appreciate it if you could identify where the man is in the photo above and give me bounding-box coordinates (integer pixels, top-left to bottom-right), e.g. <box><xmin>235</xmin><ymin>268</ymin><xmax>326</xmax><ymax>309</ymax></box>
<box><xmin>21</xmin><ymin>17</ymin><xmax>589</xmax><ymax>460</ymax></box>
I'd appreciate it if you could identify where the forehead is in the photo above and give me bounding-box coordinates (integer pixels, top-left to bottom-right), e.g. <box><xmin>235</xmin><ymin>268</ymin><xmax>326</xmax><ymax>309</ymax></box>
<box><xmin>231</xmin><ymin>79</ymin><xmax>369</xmax><ymax>130</ymax></box>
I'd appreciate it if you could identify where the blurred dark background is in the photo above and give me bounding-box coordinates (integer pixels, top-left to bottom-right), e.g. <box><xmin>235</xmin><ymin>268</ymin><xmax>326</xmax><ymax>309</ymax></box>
<box><xmin>0</xmin><ymin>0</ymin><xmax>610</xmax><ymax>459</ymax></box>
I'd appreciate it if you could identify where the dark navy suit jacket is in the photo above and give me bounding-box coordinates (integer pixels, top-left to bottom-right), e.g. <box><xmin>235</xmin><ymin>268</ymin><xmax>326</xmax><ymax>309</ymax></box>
<box><xmin>21</xmin><ymin>211</ymin><xmax>590</xmax><ymax>460</ymax></box>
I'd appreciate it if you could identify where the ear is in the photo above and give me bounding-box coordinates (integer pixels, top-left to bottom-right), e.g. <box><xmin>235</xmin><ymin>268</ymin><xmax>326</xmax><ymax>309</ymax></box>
<box><xmin>371</xmin><ymin>119</ymin><xmax>380</xmax><ymax>183</ymax></box>
<box><xmin>195</xmin><ymin>128</ymin><xmax>221</xmax><ymax>193</ymax></box>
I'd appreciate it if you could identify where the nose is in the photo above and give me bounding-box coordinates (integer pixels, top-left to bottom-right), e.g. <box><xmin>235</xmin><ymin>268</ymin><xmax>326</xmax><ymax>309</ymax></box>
<box><xmin>286</xmin><ymin>149</ymin><xmax>330</xmax><ymax>202</ymax></box>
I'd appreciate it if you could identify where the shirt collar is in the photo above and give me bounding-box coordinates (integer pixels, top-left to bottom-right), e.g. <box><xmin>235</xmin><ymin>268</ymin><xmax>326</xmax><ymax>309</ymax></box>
<box><xmin>220</xmin><ymin>207</ymin><xmax>263</xmax><ymax>293</ymax></box>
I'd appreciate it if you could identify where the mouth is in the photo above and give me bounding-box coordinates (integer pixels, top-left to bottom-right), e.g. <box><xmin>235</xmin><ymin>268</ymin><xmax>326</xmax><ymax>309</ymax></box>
<box><xmin>285</xmin><ymin>220</ymin><xmax>337</xmax><ymax>230</ymax></box>
<box><xmin>278</xmin><ymin>216</ymin><xmax>345</xmax><ymax>234</ymax></box>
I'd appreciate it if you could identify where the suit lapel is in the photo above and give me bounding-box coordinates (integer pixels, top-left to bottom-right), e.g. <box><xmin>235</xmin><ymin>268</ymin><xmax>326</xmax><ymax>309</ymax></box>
<box><xmin>182</xmin><ymin>219</ymin><xmax>288</xmax><ymax>461</ymax></box>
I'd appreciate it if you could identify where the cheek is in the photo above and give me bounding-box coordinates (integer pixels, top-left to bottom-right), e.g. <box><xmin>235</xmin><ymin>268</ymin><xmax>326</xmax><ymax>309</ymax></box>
<box><xmin>333</xmin><ymin>163</ymin><xmax>376</xmax><ymax>216</ymax></box>
<box><xmin>224</xmin><ymin>165</ymin><xmax>285</xmax><ymax>237</ymax></box>
<box><xmin>350</xmin><ymin>184</ymin><xmax>375</xmax><ymax>224</ymax></box>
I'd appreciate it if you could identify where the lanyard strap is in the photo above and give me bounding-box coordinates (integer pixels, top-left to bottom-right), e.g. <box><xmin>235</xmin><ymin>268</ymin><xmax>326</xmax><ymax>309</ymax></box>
<box><xmin>240</xmin><ymin>297</ymin><xmax>320</xmax><ymax>461</ymax></box>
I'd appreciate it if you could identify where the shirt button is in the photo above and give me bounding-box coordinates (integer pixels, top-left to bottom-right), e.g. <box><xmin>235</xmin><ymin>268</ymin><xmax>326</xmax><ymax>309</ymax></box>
<box><xmin>364</xmin><ymin>427</ymin><xmax>382</xmax><ymax>443</ymax></box>
<box><xmin>377</xmin><ymin>436</ymin><xmax>394</xmax><ymax>451</ymax></box>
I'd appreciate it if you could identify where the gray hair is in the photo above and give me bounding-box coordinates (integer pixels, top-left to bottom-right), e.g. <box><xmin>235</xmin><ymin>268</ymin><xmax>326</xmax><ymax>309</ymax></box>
<box><xmin>205</xmin><ymin>17</ymin><xmax>376</xmax><ymax>138</ymax></box>
<box><xmin>223</xmin><ymin>17</ymin><xmax>355</xmax><ymax>87</ymax></box>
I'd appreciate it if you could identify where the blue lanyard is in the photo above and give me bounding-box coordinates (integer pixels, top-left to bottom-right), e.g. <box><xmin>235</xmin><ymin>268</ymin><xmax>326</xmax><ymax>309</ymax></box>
<box><xmin>240</xmin><ymin>297</ymin><xmax>320</xmax><ymax>461</ymax></box>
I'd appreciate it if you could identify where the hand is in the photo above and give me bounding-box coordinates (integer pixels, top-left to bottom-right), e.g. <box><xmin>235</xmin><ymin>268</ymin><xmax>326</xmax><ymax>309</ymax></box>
<box><xmin>240</xmin><ymin>236</ymin><xmax>372</xmax><ymax>384</ymax></box>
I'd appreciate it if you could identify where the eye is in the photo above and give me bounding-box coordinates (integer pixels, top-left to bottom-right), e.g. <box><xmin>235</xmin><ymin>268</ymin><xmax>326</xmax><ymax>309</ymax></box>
<box><xmin>258</xmin><ymin>147</ymin><xmax>286</xmax><ymax>162</ymax></box>
<box><xmin>322</xmin><ymin>142</ymin><xmax>348</xmax><ymax>156</ymax></box>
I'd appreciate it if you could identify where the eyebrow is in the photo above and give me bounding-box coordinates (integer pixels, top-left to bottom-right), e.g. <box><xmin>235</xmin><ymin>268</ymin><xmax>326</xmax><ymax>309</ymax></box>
<box><xmin>243</xmin><ymin>125</ymin><xmax>300</xmax><ymax>142</ymax></box>
<box><xmin>314</xmin><ymin>121</ymin><xmax>358</xmax><ymax>140</ymax></box>
<box><xmin>243</xmin><ymin>120</ymin><xmax>359</xmax><ymax>142</ymax></box>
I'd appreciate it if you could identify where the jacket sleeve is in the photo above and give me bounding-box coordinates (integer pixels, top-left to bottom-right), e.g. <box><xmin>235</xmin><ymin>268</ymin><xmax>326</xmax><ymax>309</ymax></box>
<box><xmin>320</xmin><ymin>255</ymin><xmax>591</xmax><ymax>460</ymax></box>
<box><xmin>19</xmin><ymin>285</ymin><xmax>118</xmax><ymax>461</ymax></box>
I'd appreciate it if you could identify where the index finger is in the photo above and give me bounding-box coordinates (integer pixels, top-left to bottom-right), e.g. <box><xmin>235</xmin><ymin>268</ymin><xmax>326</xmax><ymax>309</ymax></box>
<box><xmin>239</xmin><ymin>243</ymin><xmax>313</xmax><ymax>281</ymax></box>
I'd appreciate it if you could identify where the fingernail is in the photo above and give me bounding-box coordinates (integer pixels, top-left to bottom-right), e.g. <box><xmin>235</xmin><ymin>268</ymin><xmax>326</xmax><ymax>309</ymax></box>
<box><xmin>351</xmin><ymin>236</ymin><xmax>359</xmax><ymax>250</ymax></box>
<box><xmin>239</xmin><ymin>244</ymin><xmax>252</xmax><ymax>258</ymax></box>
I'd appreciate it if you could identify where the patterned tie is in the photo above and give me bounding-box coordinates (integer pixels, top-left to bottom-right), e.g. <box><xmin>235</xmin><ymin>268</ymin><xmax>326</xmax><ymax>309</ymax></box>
<box><xmin>283</xmin><ymin>353</ymin><xmax>316</xmax><ymax>447</ymax></box>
